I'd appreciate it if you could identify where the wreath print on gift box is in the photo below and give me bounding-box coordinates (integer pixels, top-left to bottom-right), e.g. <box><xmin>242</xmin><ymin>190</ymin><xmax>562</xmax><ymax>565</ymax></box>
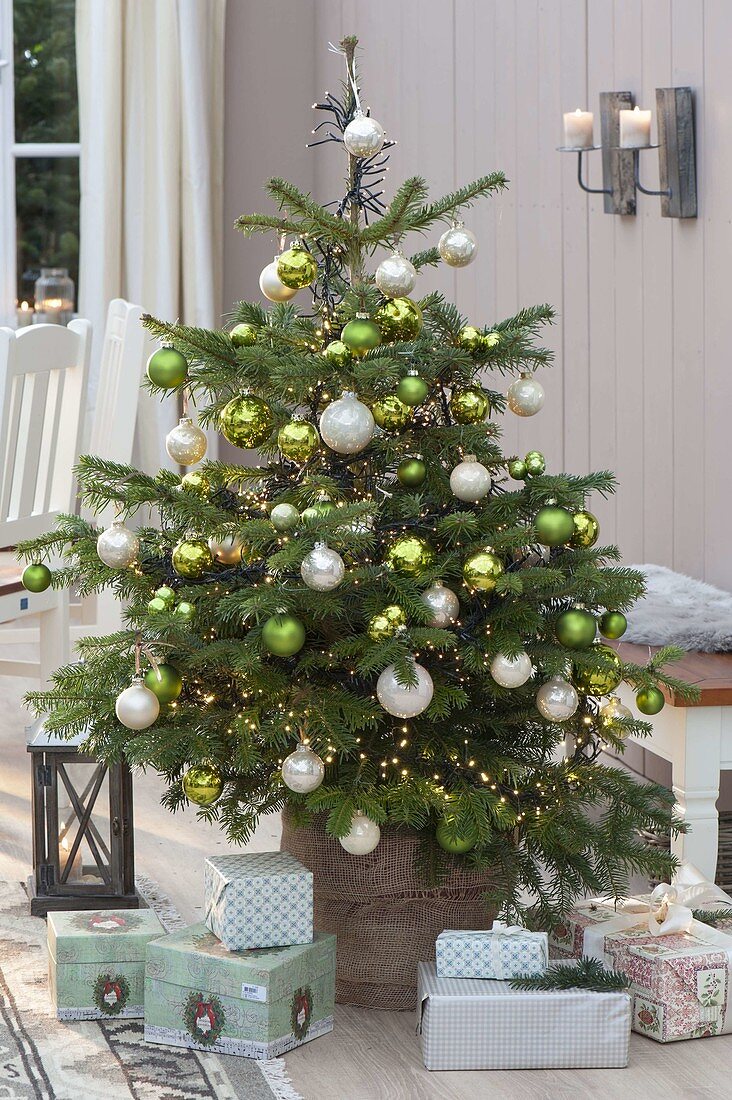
<box><xmin>291</xmin><ymin>986</ymin><xmax>313</xmax><ymax>1041</ymax></box>
<box><xmin>93</xmin><ymin>972</ymin><xmax>130</xmax><ymax>1016</ymax></box>
<box><xmin>183</xmin><ymin>990</ymin><xmax>226</xmax><ymax>1046</ymax></box>
<box><xmin>71</xmin><ymin>911</ymin><xmax>146</xmax><ymax>935</ymax></box>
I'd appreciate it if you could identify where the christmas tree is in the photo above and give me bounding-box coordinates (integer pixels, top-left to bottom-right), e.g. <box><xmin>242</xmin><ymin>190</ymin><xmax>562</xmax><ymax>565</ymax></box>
<box><xmin>20</xmin><ymin>38</ymin><xmax>694</xmax><ymax>925</ymax></box>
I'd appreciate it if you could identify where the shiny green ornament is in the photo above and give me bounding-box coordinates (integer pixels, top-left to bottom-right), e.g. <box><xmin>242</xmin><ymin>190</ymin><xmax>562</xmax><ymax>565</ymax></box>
<box><xmin>156</xmin><ymin>585</ymin><xmax>176</xmax><ymax>607</ymax></box>
<box><xmin>555</xmin><ymin>608</ymin><xmax>597</xmax><ymax>649</ymax></box>
<box><xmin>375</xmin><ymin>297</ymin><xmax>423</xmax><ymax>342</ymax></box>
<box><xmin>507</xmin><ymin>458</ymin><xmax>527</xmax><ymax>481</ymax></box>
<box><xmin>571</xmin><ymin>510</ymin><xmax>600</xmax><ymax>548</ymax></box>
<box><xmin>278</xmin><ymin>420</ymin><xmax>320</xmax><ymax>463</ymax></box>
<box><xmin>301</xmin><ymin>500</ymin><xmax>335</xmax><ymax>524</ymax></box>
<box><xmin>22</xmin><ymin>563</ymin><xmax>52</xmax><ymax>593</ymax></box>
<box><xmin>181</xmin><ymin>471</ymin><xmax>210</xmax><ymax>496</ymax></box>
<box><xmin>220</xmin><ymin>394</ymin><xmax>274</xmax><ymax>449</ymax></box>
<box><xmin>450</xmin><ymin>386</ymin><xmax>490</xmax><ymax>424</ymax></box>
<box><xmin>322</xmin><ymin>340</ymin><xmax>353</xmax><ymax>368</ymax></box>
<box><xmin>524</xmin><ymin>450</ymin><xmax>546</xmax><ymax>477</ymax></box>
<box><xmin>276</xmin><ymin>246</ymin><xmax>318</xmax><ymax>289</ymax></box>
<box><xmin>463</xmin><ymin>548</ymin><xmax>504</xmax><ymax>592</ymax></box>
<box><xmin>396</xmin><ymin>373</ymin><xmax>429</xmax><ymax>406</ymax></box>
<box><xmin>174</xmin><ymin>600</ymin><xmax>196</xmax><ymax>623</ymax></box>
<box><xmin>436</xmin><ymin>819</ymin><xmax>476</xmax><ymax>854</ymax></box>
<box><xmin>229</xmin><ymin>322</ymin><xmax>257</xmax><ymax>348</ymax></box>
<box><xmin>535</xmin><ymin>505</ymin><xmax>574</xmax><ymax>547</ymax></box>
<box><xmin>171</xmin><ymin>538</ymin><xmax>213</xmax><ymax>579</ymax></box>
<box><xmin>147</xmin><ymin>596</ymin><xmax>168</xmax><ymax>614</ymax></box>
<box><xmin>262</xmin><ymin>613</ymin><xmax>306</xmax><ymax>657</ymax></box>
<box><xmin>367</xmin><ymin>604</ymin><xmax>407</xmax><ymax>642</ymax></box>
<box><xmin>341</xmin><ymin>317</ymin><xmax>382</xmax><ymax>357</ymax></box>
<box><xmin>573</xmin><ymin>643</ymin><xmax>623</xmax><ymax>696</ymax></box>
<box><xmin>146</xmin><ymin>346</ymin><xmax>188</xmax><ymax>388</ymax></box>
<box><xmin>385</xmin><ymin>535</ymin><xmax>435</xmax><ymax>577</ymax></box>
<box><xmin>372</xmin><ymin>394</ymin><xmax>412</xmax><ymax>433</ymax></box>
<box><xmin>458</xmin><ymin>326</ymin><xmax>484</xmax><ymax>353</ymax></box>
<box><xmin>182</xmin><ymin>763</ymin><xmax>223</xmax><ymax>807</ymax></box>
<box><xmin>483</xmin><ymin>331</ymin><xmax>500</xmax><ymax>350</ymax></box>
<box><xmin>144</xmin><ymin>663</ymin><xmax>183</xmax><ymax>704</ymax></box>
<box><xmin>636</xmin><ymin>686</ymin><xmax>665</xmax><ymax>715</ymax></box>
<box><xmin>270</xmin><ymin>502</ymin><xmax>300</xmax><ymax>531</ymax></box>
<box><xmin>397</xmin><ymin>457</ymin><xmax>427</xmax><ymax>488</ymax></box>
<box><xmin>599</xmin><ymin>611</ymin><xmax>628</xmax><ymax>640</ymax></box>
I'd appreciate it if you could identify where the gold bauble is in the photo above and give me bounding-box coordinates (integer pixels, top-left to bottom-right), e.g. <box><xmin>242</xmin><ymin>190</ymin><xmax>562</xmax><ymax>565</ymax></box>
<box><xmin>573</xmin><ymin>643</ymin><xmax>623</xmax><ymax>696</ymax></box>
<box><xmin>571</xmin><ymin>510</ymin><xmax>600</xmax><ymax>548</ymax></box>
<box><xmin>385</xmin><ymin>535</ymin><xmax>436</xmax><ymax>577</ymax></box>
<box><xmin>375</xmin><ymin>297</ymin><xmax>423</xmax><ymax>342</ymax></box>
<box><xmin>372</xmin><ymin>394</ymin><xmax>412</xmax><ymax>433</ymax></box>
<box><xmin>463</xmin><ymin>547</ymin><xmax>504</xmax><ymax>591</ymax></box>
<box><xmin>208</xmin><ymin>535</ymin><xmax>245</xmax><ymax>565</ymax></box>
<box><xmin>171</xmin><ymin>538</ymin><xmax>214</xmax><ymax>579</ymax></box>
<box><xmin>367</xmin><ymin>604</ymin><xmax>407</xmax><ymax>642</ymax></box>
<box><xmin>181</xmin><ymin>471</ymin><xmax>210</xmax><ymax>496</ymax></box>
<box><xmin>276</xmin><ymin>247</ymin><xmax>318</xmax><ymax>289</ymax></box>
<box><xmin>277</xmin><ymin>420</ymin><xmax>320</xmax><ymax>463</ymax></box>
<box><xmin>450</xmin><ymin>386</ymin><xmax>490</xmax><ymax>424</ymax></box>
<box><xmin>219</xmin><ymin>395</ymin><xmax>274</xmax><ymax>449</ymax></box>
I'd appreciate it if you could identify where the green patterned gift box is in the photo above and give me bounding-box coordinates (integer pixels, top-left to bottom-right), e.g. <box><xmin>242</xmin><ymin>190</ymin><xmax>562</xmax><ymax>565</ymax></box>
<box><xmin>47</xmin><ymin>909</ymin><xmax>165</xmax><ymax>1020</ymax></box>
<box><xmin>204</xmin><ymin>850</ymin><xmax>313</xmax><ymax>951</ymax></box>
<box><xmin>144</xmin><ymin>924</ymin><xmax>336</xmax><ymax>1059</ymax></box>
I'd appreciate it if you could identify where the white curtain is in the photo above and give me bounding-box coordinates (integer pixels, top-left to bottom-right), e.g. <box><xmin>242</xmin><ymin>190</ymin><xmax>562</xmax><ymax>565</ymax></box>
<box><xmin>75</xmin><ymin>0</ymin><xmax>226</xmax><ymax>471</ymax></box>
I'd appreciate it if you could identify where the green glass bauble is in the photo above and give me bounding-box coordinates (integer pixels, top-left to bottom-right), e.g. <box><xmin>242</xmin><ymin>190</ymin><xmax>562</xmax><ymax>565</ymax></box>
<box><xmin>171</xmin><ymin>538</ymin><xmax>213</xmax><ymax>579</ymax></box>
<box><xmin>463</xmin><ymin>548</ymin><xmax>504</xmax><ymax>592</ymax></box>
<box><xmin>396</xmin><ymin>373</ymin><xmax>429</xmax><ymax>406</ymax></box>
<box><xmin>524</xmin><ymin>450</ymin><xmax>546</xmax><ymax>477</ymax></box>
<box><xmin>182</xmin><ymin>763</ymin><xmax>223</xmax><ymax>806</ymax></box>
<box><xmin>483</xmin><ymin>331</ymin><xmax>500</xmax><ymax>350</ymax></box>
<box><xmin>146</xmin><ymin>347</ymin><xmax>188</xmax><ymax>389</ymax></box>
<box><xmin>458</xmin><ymin>326</ymin><xmax>484</xmax><ymax>353</ymax></box>
<box><xmin>555</xmin><ymin>608</ymin><xmax>597</xmax><ymax>649</ymax></box>
<box><xmin>367</xmin><ymin>604</ymin><xmax>407</xmax><ymax>642</ymax></box>
<box><xmin>450</xmin><ymin>386</ymin><xmax>490</xmax><ymax>424</ymax></box>
<box><xmin>573</xmin><ymin>643</ymin><xmax>623</xmax><ymax>696</ymax></box>
<box><xmin>229</xmin><ymin>322</ymin><xmax>257</xmax><ymax>348</ymax></box>
<box><xmin>301</xmin><ymin>499</ymin><xmax>335</xmax><ymax>523</ymax></box>
<box><xmin>262</xmin><ymin>613</ymin><xmax>306</xmax><ymax>657</ymax></box>
<box><xmin>385</xmin><ymin>535</ymin><xmax>436</xmax><ymax>577</ymax></box>
<box><xmin>219</xmin><ymin>394</ymin><xmax>274</xmax><ymax>449</ymax></box>
<box><xmin>599</xmin><ymin>611</ymin><xmax>628</xmax><ymax>640</ymax></box>
<box><xmin>636</xmin><ymin>686</ymin><xmax>665</xmax><ymax>715</ymax></box>
<box><xmin>174</xmin><ymin>600</ymin><xmax>196</xmax><ymax>623</ymax></box>
<box><xmin>322</xmin><ymin>340</ymin><xmax>353</xmax><ymax>368</ymax></box>
<box><xmin>147</xmin><ymin>596</ymin><xmax>168</xmax><ymax>614</ymax></box>
<box><xmin>181</xmin><ymin>471</ymin><xmax>210</xmax><ymax>496</ymax></box>
<box><xmin>270</xmin><ymin>502</ymin><xmax>300</xmax><ymax>531</ymax></box>
<box><xmin>435</xmin><ymin>819</ymin><xmax>476</xmax><ymax>854</ymax></box>
<box><xmin>155</xmin><ymin>585</ymin><xmax>176</xmax><ymax>607</ymax></box>
<box><xmin>535</xmin><ymin>505</ymin><xmax>574</xmax><ymax>547</ymax></box>
<box><xmin>278</xmin><ymin>420</ymin><xmax>320</xmax><ymax>463</ymax></box>
<box><xmin>507</xmin><ymin>458</ymin><xmax>527</xmax><ymax>481</ymax></box>
<box><xmin>144</xmin><ymin>663</ymin><xmax>183</xmax><ymax>704</ymax></box>
<box><xmin>372</xmin><ymin>394</ymin><xmax>412</xmax><ymax>433</ymax></box>
<box><xmin>571</xmin><ymin>509</ymin><xmax>600</xmax><ymax>548</ymax></box>
<box><xmin>375</xmin><ymin>297</ymin><xmax>423</xmax><ymax>342</ymax></box>
<box><xmin>341</xmin><ymin>317</ymin><xmax>382</xmax><ymax>357</ymax></box>
<box><xmin>22</xmin><ymin>563</ymin><xmax>52</xmax><ymax>593</ymax></box>
<box><xmin>276</xmin><ymin>246</ymin><xmax>318</xmax><ymax>289</ymax></box>
<box><xmin>397</xmin><ymin>457</ymin><xmax>427</xmax><ymax>488</ymax></box>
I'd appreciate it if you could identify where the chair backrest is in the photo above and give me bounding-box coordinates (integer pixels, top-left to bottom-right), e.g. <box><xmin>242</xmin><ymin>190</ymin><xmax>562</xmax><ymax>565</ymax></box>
<box><xmin>0</xmin><ymin>320</ymin><xmax>91</xmax><ymax>545</ymax></box>
<box><xmin>89</xmin><ymin>299</ymin><xmax>149</xmax><ymax>462</ymax></box>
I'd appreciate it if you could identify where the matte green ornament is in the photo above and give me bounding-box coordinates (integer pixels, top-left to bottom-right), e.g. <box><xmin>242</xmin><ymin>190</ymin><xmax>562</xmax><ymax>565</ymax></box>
<box><xmin>171</xmin><ymin>538</ymin><xmax>213</xmax><ymax>579</ymax></box>
<box><xmin>435</xmin><ymin>819</ymin><xmax>476</xmax><ymax>854</ymax></box>
<box><xmin>174</xmin><ymin>600</ymin><xmax>196</xmax><ymax>623</ymax></box>
<box><xmin>147</xmin><ymin>596</ymin><xmax>168</xmax><ymax>615</ymax></box>
<box><xmin>341</xmin><ymin>317</ymin><xmax>382</xmax><ymax>357</ymax></box>
<box><xmin>524</xmin><ymin>450</ymin><xmax>546</xmax><ymax>477</ymax></box>
<box><xmin>22</xmin><ymin>563</ymin><xmax>52</xmax><ymax>593</ymax></box>
<box><xmin>181</xmin><ymin>471</ymin><xmax>210</xmax><ymax>496</ymax></box>
<box><xmin>219</xmin><ymin>394</ymin><xmax>274</xmax><ymax>449</ymax></box>
<box><xmin>278</xmin><ymin>420</ymin><xmax>320</xmax><ymax>463</ymax></box>
<box><xmin>458</xmin><ymin>326</ymin><xmax>484</xmax><ymax>353</ymax></box>
<box><xmin>155</xmin><ymin>585</ymin><xmax>176</xmax><ymax>607</ymax></box>
<box><xmin>535</xmin><ymin>505</ymin><xmax>574</xmax><ymax>546</ymax></box>
<box><xmin>450</xmin><ymin>386</ymin><xmax>490</xmax><ymax>424</ymax></box>
<box><xmin>636</xmin><ymin>686</ymin><xmax>665</xmax><ymax>715</ymax></box>
<box><xmin>397</xmin><ymin>457</ymin><xmax>427</xmax><ymax>488</ymax></box>
<box><xmin>396</xmin><ymin>373</ymin><xmax>429</xmax><ymax>406</ymax></box>
<box><xmin>555</xmin><ymin>608</ymin><xmax>597</xmax><ymax>649</ymax></box>
<box><xmin>182</xmin><ymin>763</ymin><xmax>223</xmax><ymax>806</ymax></box>
<box><xmin>229</xmin><ymin>322</ymin><xmax>257</xmax><ymax>348</ymax></box>
<box><xmin>144</xmin><ymin>664</ymin><xmax>183</xmax><ymax>704</ymax></box>
<box><xmin>367</xmin><ymin>605</ymin><xmax>407</xmax><ymax>642</ymax></box>
<box><xmin>385</xmin><ymin>535</ymin><xmax>435</xmax><ymax>577</ymax></box>
<box><xmin>270</xmin><ymin>502</ymin><xmax>300</xmax><ymax>531</ymax></box>
<box><xmin>507</xmin><ymin>458</ymin><xmax>527</xmax><ymax>480</ymax></box>
<box><xmin>375</xmin><ymin>297</ymin><xmax>423</xmax><ymax>342</ymax></box>
<box><xmin>571</xmin><ymin>510</ymin><xmax>600</xmax><ymax>548</ymax></box>
<box><xmin>463</xmin><ymin>548</ymin><xmax>504</xmax><ymax>592</ymax></box>
<box><xmin>599</xmin><ymin>611</ymin><xmax>628</xmax><ymax>640</ymax></box>
<box><xmin>262</xmin><ymin>613</ymin><xmax>306</xmax><ymax>657</ymax></box>
<box><xmin>372</xmin><ymin>394</ymin><xmax>412</xmax><ymax>433</ymax></box>
<box><xmin>146</xmin><ymin>346</ymin><xmax>188</xmax><ymax>389</ymax></box>
<box><xmin>322</xmin><ymin>340</ymin><xmax>353</xmax><ymax>368</ymax></box>
<box><xmin>301</xmin><ymin>500</ymin><xmax>336</xmax><ymax>523</ymax></box>
<box><xmin>276</xmin><ymin>247</ymin><xmax>318</xmax><ymax>289</ymax></box>
<box><xmin>573</xmin><ymin>643</ymin><xmax>623</xmax><ymax>696</ymax></box>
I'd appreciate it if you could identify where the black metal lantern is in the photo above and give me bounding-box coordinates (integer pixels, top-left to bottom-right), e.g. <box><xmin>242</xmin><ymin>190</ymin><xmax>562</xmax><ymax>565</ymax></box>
<box><xmin>27</xmin><ymin>719</ymin><xmax>138</xmax><ymax>916</ymax></box>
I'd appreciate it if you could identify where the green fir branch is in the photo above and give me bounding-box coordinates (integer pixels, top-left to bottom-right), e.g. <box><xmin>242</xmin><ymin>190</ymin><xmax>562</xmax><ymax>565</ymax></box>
<box><xmin>510</xmin><ymin>958</ymin><xmax>631</xmax><ymax>993</ymax></box>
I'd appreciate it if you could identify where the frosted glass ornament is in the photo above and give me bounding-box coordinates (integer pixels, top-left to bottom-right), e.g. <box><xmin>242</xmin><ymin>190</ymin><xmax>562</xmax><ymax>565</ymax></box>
<box><xmin>377</xmin><ymin>660</ymin><xmax>434</xmax><ymax>718</ymax></box>
<box><xmin>507</xmin><ymin>373</ymin><xmax>545</xmax><ymax>417</ymax></box>
<box><xmin>438</xmin><ymin>223</ymin><xmax>478</xmax><ymax>267</ymax></box>
<box><xmin>343</xmin><ymin>111</ymin><xmax>385</xmax><ymax>159</ymax></box>
<box><xmin>319</xmin><ymin>391</ymin><xmax>375</xmax><ymax>455</ymax></box>
<box><xmin>96</xmin><ymin>520</ymin><xmax>139</xmax><ymax>568</ymax></box>
<box><xmin>339</xmin><ymin>813</ymin><xmax>381</xmax><ymax>855</ymax></box>
<box><xmin>449</xmin><ymin>454</ymin><xmax>492</xmax><ymax>502</ymax></box>
<box><xmin>300</xmin><ymin>542</ymin><xmax>345</xmax><ymax>591</ymax></box>
<box><xmin>536</xmin><ymin>676</ymin><xmax>579</xmax><ymax>721</ymax></box>
<box><xmin>375</xmin><ymin>251</ymin><xmax>417</xmax><ymax>298</ymax></box>
<box><xmin>270</xmin><ymin>502</ymin><xmax>300</xmax><ymax>531</ymax></box>
<box><xmin>599</xmin><ymin>695</ymin><xmax>634</xmax><ymax>737</ymax></box>
<box><xmin>166</xmin><ymin>417</ymin><xmax>208</xmax><ymax>465</ymax></box>
<box><xmin>421</xmin><ymin>582</ymin><xmax>460</xmax><ymax>627</ymax></box>
<box><xmin>490</xmin><ymin>651</ymin><xmax>533</xmax><ymax>688</ymax></box>
<box><xmin>281</xmin><ymin>742</ymin><xmax>325</xmax><ymax>793</ymax></box>
<box><xmin>259</xmin><ymin>260</ymin><xmax>298</xmax><ymax>303</ymax></box>
<box><xmin>115</xmin><ymin>677</ymin><xmax>160</xmax><ymax>730</ymax></box>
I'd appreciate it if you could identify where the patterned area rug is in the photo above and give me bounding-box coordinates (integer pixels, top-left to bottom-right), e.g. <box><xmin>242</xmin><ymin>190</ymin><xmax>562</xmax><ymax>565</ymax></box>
<box><xmin>0</xmin><ymin>877</ymin><xmax>303</xmax><ymax>1100</ymax></box>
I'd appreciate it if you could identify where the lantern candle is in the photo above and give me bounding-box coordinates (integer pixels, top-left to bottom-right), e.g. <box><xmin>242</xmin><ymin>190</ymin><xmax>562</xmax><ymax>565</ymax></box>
<box><xmin>16</xmin><ymin>301</ymin><xmax>33</xmax><ymax>328</ymax></box>
<box><xmin>33</xmin><ymin>267</ymin><xmax>75</xmax><ymax>325</ymax></box>
<box><xmin>59</xmin><ymin>835</ymin><xmax>83</xmax><ymax>883</ymax></box>
<box><xmin>563</xmin><ymin>108</ymin><xmax>594</xmax><ymax>149</ymax></box>
<box><xmin>619</xmin><ymin>106</ymin><xmax>652</xmax><ymax>148</ymax></box>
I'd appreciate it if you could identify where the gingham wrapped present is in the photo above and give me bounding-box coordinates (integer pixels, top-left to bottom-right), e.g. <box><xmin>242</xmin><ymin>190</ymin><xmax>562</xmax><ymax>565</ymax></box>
<box><xmin>435</xmin><ymin>921</ymin><xmax>548</xmax><ymax>980</ymax></box>
<box><xmin>417</xmin><ymin>961</ymin><xmax>631</xmax><ymax>1070</ymax></box>
<box><xmin>204</xmin><ymin>851</ymin><xmax>313</xmax><ymax>951</ymax></box>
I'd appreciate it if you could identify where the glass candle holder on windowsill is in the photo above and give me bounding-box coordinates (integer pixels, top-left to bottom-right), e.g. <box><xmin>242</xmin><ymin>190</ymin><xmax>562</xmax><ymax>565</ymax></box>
<box><xmin>33</xmin><ymin>267</ymin><xmax>75</xmax><ymax>325</ymax></box>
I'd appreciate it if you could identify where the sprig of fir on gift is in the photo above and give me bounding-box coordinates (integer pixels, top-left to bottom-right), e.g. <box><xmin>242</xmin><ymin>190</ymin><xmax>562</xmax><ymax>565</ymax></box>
<box><xmin>510</xmin><ymin>958</ymin><xmax>631</xmax><ymax>993</ymax></box>
<box><xmin>691</xmin><ymin>908</ymin><xmax>732</xmax><ymax>927</ymax></box>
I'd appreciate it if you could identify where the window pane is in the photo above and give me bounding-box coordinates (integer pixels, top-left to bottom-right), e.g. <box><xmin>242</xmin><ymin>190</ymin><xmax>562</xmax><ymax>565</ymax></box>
<box><xmin>16</xmin><ymin>157</ymin><xmax>79</xmax><ymax>305</ymax></box>
<box><xmin>13</xmin><ymin>0</ymin><xmax>78</xmax><ymax>144</ymax></box>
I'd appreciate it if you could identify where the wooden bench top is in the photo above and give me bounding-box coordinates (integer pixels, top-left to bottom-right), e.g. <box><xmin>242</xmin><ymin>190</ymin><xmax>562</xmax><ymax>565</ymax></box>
<box><xmin>618</xmin><ymin>642</ymin><xmax>732</xmax><ymax>708</ymax></box>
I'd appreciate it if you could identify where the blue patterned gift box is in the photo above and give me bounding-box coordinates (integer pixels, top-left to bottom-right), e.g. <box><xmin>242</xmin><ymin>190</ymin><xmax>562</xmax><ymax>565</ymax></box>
<box><xmin>204</xmin><ymin>851</ymin><xmax>313</xmax><ymax>951</ymax></box>
<box><xmin>435</xmin><ymin>921</ymin><xmax>548</xmax><ymax>980</ymax></box>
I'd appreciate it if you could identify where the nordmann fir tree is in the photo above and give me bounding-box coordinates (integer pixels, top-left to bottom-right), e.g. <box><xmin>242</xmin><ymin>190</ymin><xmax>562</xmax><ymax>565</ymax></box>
<box><xmin>19</xmin><ymin>38</ymin><xmax>694</xmax><ymax>926</ymax></box>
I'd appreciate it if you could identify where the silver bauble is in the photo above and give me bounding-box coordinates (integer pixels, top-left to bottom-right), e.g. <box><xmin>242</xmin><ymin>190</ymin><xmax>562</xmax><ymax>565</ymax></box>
<box><xmin>490</xmin><ymin>651</ymin><xmax>533</xmax><ymax>688</ymax></box>
<box><xmin>421</xmin><ymin>582</ymin><xmax>460</xmax><ymax>627</ymax></box>
<box><xmin>319</xmin><ymin>391</ymin><xmax>375</xmax><ymax>455</ymax></box>
<box><xmin>96</xmin><ymin>520</ymin><xmax>139</xmax><ymax>568</ymax></box>
<box><xmin>536</xmin><ymin>675</ymin><xmax>579</xmax><ymax>721</ymax></box>
<box><xmin>343</xmin><ymin>111</ymin><xmax>385</xmax><ymax>159</ymax></box>
<box><xmin>438</xmin><ymin>223</ymin><xmax>478</xmax><ymax>267</ymax></box>
<box><xmin>300</xmin><ymin>542</ymin><xmax>345</xmax><ymax>591</ymax></box>
<box><xmin>165</xmin><ymin>417</ymin><xmax>208</xmax><ymax>465</ymax></box>
<box><xmin>270</xmin><ymin>502</ymin><xmax>300</xmax><ymax>531</ymax></box>
<box><xmin>599</xmin><ymin>696</ymin><xmax>634</xmax><ymax>736</ymax></box>
<box><xmin>375</xmin><ymin>252</ymin><xmax>417</xmax><ymax>298</ymax></box>
<box><xmin>115</xmin><ymin>678</ymin><xmax>160</xmax><ymax>730</ymax></box>
<box><xmin>259</xmin><ymin>260</ymin><xmax>298</xmax><ymax>303</ymax></box>
<box><xmin>339</xmin><ymin>813</ymin><xmax>381</xmax><ymax>855</ymax></box>
<box><xmin>507</xmin><ymin>373</ymin><xmax>545</xmax><ymax>417</ymax></box>
<box><xmin>377</xmin><ymin>660</ymin><xmax>434</xmax><ymax>718</ymax></box>
<box><xmin>208</xmin><ymin>535</ymin><xmax>244</xmax><ymax>565</ymax></box>
<box><xmin>281</xmin><ymin>742</ymin><xmax>325</xmax><ymax>793</ymax></box>
<box><xmin>449</xmin><ymin>454</ymin><xmax>492</xmax><ymax>502</ymax></box>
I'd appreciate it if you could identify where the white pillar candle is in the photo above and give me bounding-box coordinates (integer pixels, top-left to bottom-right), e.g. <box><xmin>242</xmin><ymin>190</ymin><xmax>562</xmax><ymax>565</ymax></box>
<box><xmin>563</xmin><ymin>108</ymin><xmax>594</xmax><ymax>149</ymax></box>
<box><xmin>619</xmin><ymin>106</ymin><xmax>652</xmax><ymax>148</ymax></box>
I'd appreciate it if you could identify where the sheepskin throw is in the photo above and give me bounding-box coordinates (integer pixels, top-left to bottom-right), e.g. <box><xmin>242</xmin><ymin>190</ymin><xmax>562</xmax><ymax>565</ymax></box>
<box><xmin>624</xmin><ymin>564</ymin><xmax>732</xmax><ymax>652</ymax></box>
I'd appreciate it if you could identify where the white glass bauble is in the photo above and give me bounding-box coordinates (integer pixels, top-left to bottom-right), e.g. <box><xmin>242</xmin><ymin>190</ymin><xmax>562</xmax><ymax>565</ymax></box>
<box><xmin>96</xmin><ymin>520</ymin><xmax>139</xmax><ymax>568</ymax></box>
<box><xmin>259</xmin><ymin>260</ymin><xmax>298</xmax><ymax>303</ymax></box>
<box><xmin>507</xmin><ymin>373</ymin><xmax>545</xmax><ymax>417</ymax></box>
<box><xmin>339</xmin><ymin>813</ymin><xmax>381</xmax><ymax>855</ymax></box>
<box><xmin>490</xmin><ymin>651</ymin><xmax>533</xmax><ymax>688</ymax></box>
<box><xmin>343</xmin><ymin>111</ymin><xmax>385</xmax><ymax>159</ymax></box>
<box><xmin>300</xmin><ymin>542</ymin><xmax>345</xmax><ymax>591</ymax></box>
<box><xmin>319</xmin><ymin>391</ymin><xmax>375</xmax><ymax>455</ymax></box>
<box><xmin>208</xmin><ymin>535</ymin><xmax>244</xmax><ymax>565</ymax></box>
<box><xmin>166</xmin><ymin>417</ymin><xmax>208</xmax><ymax>465</ymax></box>
<box><xmin>449</xmin><ymin>454</ymin><xmax>492</xmax><ymax>502</ymax></box>
<box><xmin>375</xmin><ymin>252</ymin><xmax>417</xmax><ymax>298</ymax></box>
<box><xmin>115</xmin><ymin>678</ymin><xmax>160</xmax><ymax>730</ymax></box>
<box><xmin>281</xmin><ymin>742</ymin><xmax>325</xmax><ymax>793</ymax></box>
<box><xmin>438</xmin><ymin>223</ymin><xmax>477</xmax><ymax>267</ymax></box>
<box><xmin>270</xmin><ymin>502</ymin><xmax>300</xmax><ymax>531</ymax></box>
<box><xmin>536</xmin><ymin>676</ymin><xmax>579</xmax><ymax>722</ymax></box>
<box><xmin>377</xmin><ymin>660</ymin><xmax>434</xmax><ymax>718</ymax></box>
<box><xmin>421</xmin><ymin>582</ymin><xmax>460</xmax><ymax>628</ymax></box>
<box><xmin>599</xmin><ymin>695</ymin><xmax>633</xmax><ymax>736</ymax></box>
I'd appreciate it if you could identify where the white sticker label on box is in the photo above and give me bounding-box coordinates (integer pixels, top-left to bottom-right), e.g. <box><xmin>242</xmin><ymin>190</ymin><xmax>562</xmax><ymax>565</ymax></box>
<box><xmin>241</xmin><ymin>982</ymin><xmax>267</xmax><ymax>1002</ymax></box>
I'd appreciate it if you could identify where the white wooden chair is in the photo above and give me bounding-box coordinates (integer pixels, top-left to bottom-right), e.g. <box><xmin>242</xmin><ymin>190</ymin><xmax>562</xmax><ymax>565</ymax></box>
<box><xmin>0</xmin><ymin>321</ymin><xmax>91</xmax><ymax>686</ymax></box>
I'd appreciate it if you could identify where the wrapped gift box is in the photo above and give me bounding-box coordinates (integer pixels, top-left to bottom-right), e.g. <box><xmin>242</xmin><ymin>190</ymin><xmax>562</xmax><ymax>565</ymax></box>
<box><xmin>417</xmin><ymin>961</ymin><xmax>631</xmax><ymax>1070</ymax></box>
<box><xmin>204</xmin><ymin>850</ymin><xmax>313</xmax><ymax>951</ymax></box>
<box><xmin>48</xmin><ymin>908</ymin><xmax>165</xmax><ymax>1020</ymax></box>
<box><xmin>144</xmin><ymin>923</ymin><xmax>335</xmax><ymax>1059</ymax></box>
<box><xmin>436</xmin><ymin>922</ymin><xmax>548</xmax><ymax>980</ymax></box>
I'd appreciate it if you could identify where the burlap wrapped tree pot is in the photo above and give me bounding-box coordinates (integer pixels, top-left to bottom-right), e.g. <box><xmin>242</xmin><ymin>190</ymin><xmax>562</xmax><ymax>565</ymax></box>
<box><xmin>280</xmin><ymin>808</ymin><xmax>496</xmax><ymax>1010</ymax></box>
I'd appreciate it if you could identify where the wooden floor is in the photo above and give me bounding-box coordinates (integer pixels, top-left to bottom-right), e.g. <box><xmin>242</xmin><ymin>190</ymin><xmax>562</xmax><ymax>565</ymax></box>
<box><xmin>1</xmin><ymin>646</ymin><xmax>731</xmax><ymax>1099</ymax></box>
